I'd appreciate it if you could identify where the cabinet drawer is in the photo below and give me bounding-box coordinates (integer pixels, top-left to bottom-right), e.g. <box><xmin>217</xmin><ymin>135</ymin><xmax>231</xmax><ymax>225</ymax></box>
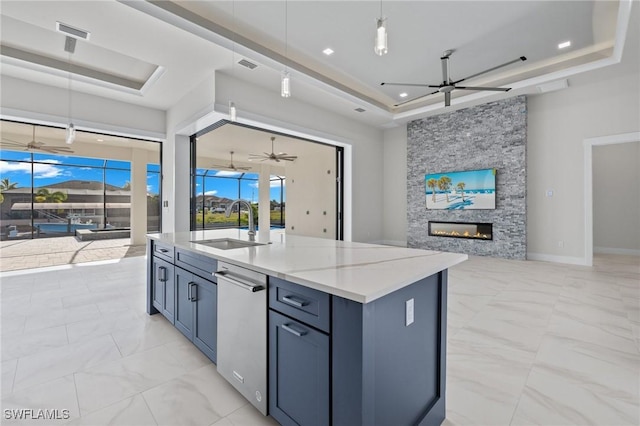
<box><xmin>175</xmin><ymin>248</ymin><xmax>218</xmax><ymax>281</ymax></box>
<box><xmin>269</xmin><ymin>277</ymin><xmax>330</xmax><ymax>333</ymax></box>
<box><xmin>152</xmin><ymin>240</ymin><xmax>174</xmax><ymax>262</ymax></box>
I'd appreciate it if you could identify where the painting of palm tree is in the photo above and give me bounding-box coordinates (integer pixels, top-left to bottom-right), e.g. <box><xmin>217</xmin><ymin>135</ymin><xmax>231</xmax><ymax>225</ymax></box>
<box><xmin>426</xmin><ymin>178</ymin><xmax>438</xmax><ymax>203</ymax></box>
<box><xmin>438</xmin><ymin>176</ymin><xmax>452</xmax><ymax>202</ymax></box>
<box><xmin>425</xmin><ymin>168</ymin><xmax>496</xmax><ymax>210</ymax></box>
<box><xmin>456</xmin><ymin>182</ymin><xmax>466</xmax><ymax>201</ymax></box>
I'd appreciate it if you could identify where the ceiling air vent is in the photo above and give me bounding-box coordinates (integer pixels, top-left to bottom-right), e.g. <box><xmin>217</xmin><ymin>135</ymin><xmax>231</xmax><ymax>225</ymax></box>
<box><xmin>56</xmin><ymin>22</ymin><xmax>91</xmax><ymax>41</ymax></box>
<box><xmin>238</xmin><ymin>59</ymin><xmax>258</xmax><ymax>70</ymax></box>
<box><xmin>354</xmin><ymin>108</ymin><xmax>366</xmax><ymax>113</ymax></box>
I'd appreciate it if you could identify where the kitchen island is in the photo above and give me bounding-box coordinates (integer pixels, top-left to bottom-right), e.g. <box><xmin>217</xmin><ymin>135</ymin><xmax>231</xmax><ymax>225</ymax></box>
<box><xmin>146</xmin><ymin>229</ymin><xmax>467</xmax><ymax>426</ymax></box>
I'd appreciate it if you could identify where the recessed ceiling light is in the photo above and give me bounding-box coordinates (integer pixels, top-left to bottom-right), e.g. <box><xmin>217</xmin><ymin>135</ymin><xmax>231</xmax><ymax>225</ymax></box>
<box><xmin>322</xmin><ymin>48</ymin><xmax>334</xmax><ymax>56</ymax></box>
<box><xmin>399</xmin><ymin>92</ymin><xmax>408</xmax><ymax>98</ymax></box>
<box><xmin>558</xmin><ymin>40</ymin><xmax>571</xmax><ymax>49</ymax></box>
<box><xmin>96</xmin><ymin>138</ymin><xmax>104</xmax><ymax>142</ymax></box>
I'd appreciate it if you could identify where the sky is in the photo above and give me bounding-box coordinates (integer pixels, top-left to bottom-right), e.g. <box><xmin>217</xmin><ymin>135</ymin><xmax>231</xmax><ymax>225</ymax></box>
<box><xmin>425</xmin><ymin>168</ymin><xmax>496</xmax><ymax>192</ymax></box>
<box><xmin>0</xmin><ymin>149</ymin><xmax>284</xmax><ymax>201</ymax></box>
<box><xmin>195</xmin><ymin>169</ymin><xmax>285</xmax><ymax>202</ymax></box>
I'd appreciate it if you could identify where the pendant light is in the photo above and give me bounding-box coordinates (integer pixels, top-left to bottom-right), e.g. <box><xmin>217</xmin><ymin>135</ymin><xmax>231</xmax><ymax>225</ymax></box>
<box><xmin>281</xmin><ymin>0</ymin><xmax>291</xmax><ymax>98</ymax></box>
<box><xmin>64</xmin><ymin>36</ymin><xmax>76</xmax><ymax>144</ymax></box>
<box><xmin>229</xmin><ymin>0</ymin><xmax>238</xmax><ymax>121</ymax></box>
<box><xmin>374</xmin><ymin>0</ymin><xmax>388</xmax><ymax>56</ymax></box>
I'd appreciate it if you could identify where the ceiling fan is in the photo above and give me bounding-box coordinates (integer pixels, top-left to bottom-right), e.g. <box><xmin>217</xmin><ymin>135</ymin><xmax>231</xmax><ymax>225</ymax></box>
<box><xmin>1</xmin><ymin>125</ymin><xmax>74</xmax><ymax>154</ymax></box>
<box><xmin>211</xmin><ymin>151</ymin><xmax>251</xmax><ymax>171</ymax></box>
<box><xmin>249</xmin><ymin>136</ymin><xmax>297</xmax><ymax>163</ymax></box>
<box><xmin>381</xmin><ymin>49</ymin><xmax>527</xmax><ymax>107</ymax></box>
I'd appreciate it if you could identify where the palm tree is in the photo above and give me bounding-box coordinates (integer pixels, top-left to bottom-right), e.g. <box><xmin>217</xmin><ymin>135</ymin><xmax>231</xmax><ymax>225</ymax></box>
<box><xmin>438</xmin><ymin>176</ymin><xmax>452</xmax><ymax>202</ymax></box>
<box><xmin>427</xmin><ymin>178</ymin><xmax>438</xmax><ymax>203</ymax></box>
<box><xmin>0</xmin><ymin>178</ymin><xmax>18</xmax><ymax>204</ymax></box>
<box><xmin>34</xmin><ymin>188</ymin><xmax>68</xmax><ymax>204</ymax></box>
<box><xmin>456</xmin><ymin>182</ymin><xmax>466</xmax><ymax>201</ymax></box>
<box><xmin>0</xmin><ymin>178</ymin><xmax>18</xmax><ymax>191</ymax></box>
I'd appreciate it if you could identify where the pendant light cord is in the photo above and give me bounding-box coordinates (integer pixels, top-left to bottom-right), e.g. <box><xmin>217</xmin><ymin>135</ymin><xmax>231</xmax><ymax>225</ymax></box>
<box><xmin>285</xmin><ymin>0</ymin><xmax>288</xmax><ymax>70</ymax></box>
<box><xmin>68</xmin><ymin>51</ymin><xmax>72</xmax><ymax>126</ymax></box>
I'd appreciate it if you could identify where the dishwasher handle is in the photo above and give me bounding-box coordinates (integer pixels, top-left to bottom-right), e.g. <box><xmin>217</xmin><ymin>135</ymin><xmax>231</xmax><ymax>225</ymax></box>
<box><xmin>214</xmin><ymin>272</ymin><xmax>265</xmax><ymax>293</ymax></box>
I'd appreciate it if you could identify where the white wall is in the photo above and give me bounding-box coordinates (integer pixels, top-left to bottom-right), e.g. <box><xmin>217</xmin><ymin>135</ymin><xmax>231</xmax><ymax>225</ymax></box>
<box><xmin>163</xmin><ymin>74</ymin><xmax>216</xmax><ymax>233</ymax></box>
<box><xmin>0</xmin><ymin>75</ymin><xmax>165</xmax><ymax>138</ymax></box>
<box><xmin>215</xmin><ymin>73</ymin><xmax>384</xmax><ymax>243</ymax></box>
<box><xmin>526</xmin><ymin>51</ymin><xmax>640</xmax><ymax>262</ymax></box>
<box><xmin>286</xmin><ymin>142</ymin><xmax>336</xmax><ymax>239</ymax></box>
<box><xmin>382</xmin><ymin>125</ymin><xmax>407</xmax><ymax>246</ymax></box>
<box><xmin>593</xmin><ymin>142</ymin><xmax>640</xmax><ymax>254</ymax></box>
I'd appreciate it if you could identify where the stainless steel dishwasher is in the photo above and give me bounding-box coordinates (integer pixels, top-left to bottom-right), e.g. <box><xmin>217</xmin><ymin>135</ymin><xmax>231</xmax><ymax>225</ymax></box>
<box><xmin>214</xmin><ymin>261</ymin><xmax>268</xmax><ymax>415</ymax></box>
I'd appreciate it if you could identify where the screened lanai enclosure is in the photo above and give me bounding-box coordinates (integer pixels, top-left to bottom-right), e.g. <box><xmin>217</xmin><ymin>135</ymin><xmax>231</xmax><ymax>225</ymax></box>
<box><xmin>193</xmin><ymin>168</ymin><xmax>285</xmax><ymax>230</ymax></box>
<box><xmin>0</xmin><ymin>121</ymin><xmax>161</xmax><ymax>242</ymax></box>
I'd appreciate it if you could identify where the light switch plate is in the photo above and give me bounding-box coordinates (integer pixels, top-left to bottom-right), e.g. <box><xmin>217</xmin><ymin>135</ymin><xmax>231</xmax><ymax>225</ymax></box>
<box><xmin>406</xmin><ymin>298</ymin><xmax>414</xmax><ymax>326</ymax></box>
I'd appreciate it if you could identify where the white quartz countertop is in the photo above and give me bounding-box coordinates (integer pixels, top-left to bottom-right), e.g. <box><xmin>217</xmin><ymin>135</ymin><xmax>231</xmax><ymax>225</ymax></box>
<box><xmin>148</xmin><ymin>229</ymin><xmax>467</xmax><ymax>304</ymax></box>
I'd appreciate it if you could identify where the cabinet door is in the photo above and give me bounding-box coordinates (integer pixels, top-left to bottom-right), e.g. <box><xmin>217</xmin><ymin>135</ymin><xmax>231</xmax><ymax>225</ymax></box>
<box><xmin>152</xmin><ymin>257</ymin><xmax>170</xmax><ymax>316</ymax></box>
<box><xmin>161</xmin><ymin>262</ymin><xmax>175</xmax><ymax>324</ymax></box>
<box><xmin>174</xmin><ymin>268</ymin><xmax>194</xmax><ymax>339</ymax></box>
<box><xmin>269</xmin><ymin>311</ymin><xmax>329</xmax><ymax>426</ymax></box>
<box><xmin>192</xmin><ymin>276</ymin><xmax>217</xmax><ymax>363</ymax></box>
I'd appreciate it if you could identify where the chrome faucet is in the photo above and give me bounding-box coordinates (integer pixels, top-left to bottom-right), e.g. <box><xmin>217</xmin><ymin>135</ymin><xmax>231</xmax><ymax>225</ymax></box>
<box><xmin>225</xmin><ymin>199</ymin><xmax>256</xmax><ymax>242</ymax></box>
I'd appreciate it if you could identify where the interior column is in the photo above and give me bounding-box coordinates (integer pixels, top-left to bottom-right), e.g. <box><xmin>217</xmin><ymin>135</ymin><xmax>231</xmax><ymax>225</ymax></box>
<box><xmin>130</xmin><ymin>148</ymin><xmax>148</xmax><ymax>245</ymax></box>
<box><xmin>258</xmin><ymin>164</ymin><xmax>271</xmax><ymax>242</ymax></box>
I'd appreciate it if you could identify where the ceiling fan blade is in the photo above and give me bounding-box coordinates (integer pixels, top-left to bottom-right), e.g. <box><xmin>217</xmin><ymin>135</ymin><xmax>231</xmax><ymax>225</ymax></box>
<box><xmin>381</xmin><ymin>82</ymin><xmax>440</xmax><ymax>88</ymax></box>
<box><xmin>444</xmin><ymin>92</ymin><xmax>451</xmax><ymax>107</ymax></box>
<box><xmin>0</xmin><ymin>141</ymin><xmax>27</xmax><ymax>147</ymax></box>
<box><xmin>1</xmin><ymin>137</ymin><xmax>27</xmax><ymax>144</ymax></box>
<box><xmin>394</xmin><ymin>90</ymin><xmax>440</xmax><ymax>107</ymax></box>
<box><xmin>38</xmin><ymin>147</ymin><xmax>59</xmax><ymax>153</ymax></box>
<box><xmin>453</xmin><ymin>56</ymin><xmax>527</xmax><ymax>85</ymax></box>
<box><xmin>455</xmin><ymin>86</ymin><xmax>512</xmax><ymax>92</ymax></box>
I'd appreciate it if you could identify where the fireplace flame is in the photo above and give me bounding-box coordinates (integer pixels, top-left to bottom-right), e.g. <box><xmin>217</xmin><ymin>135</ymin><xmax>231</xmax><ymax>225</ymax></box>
<box><xmin>431</xmin><ymin>229</ymin><xmax>491</xmax><ymax>240</ymax></box>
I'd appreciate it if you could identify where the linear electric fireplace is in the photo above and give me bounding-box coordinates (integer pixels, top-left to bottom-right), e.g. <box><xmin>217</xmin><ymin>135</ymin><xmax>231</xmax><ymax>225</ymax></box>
<box><xmin>428</xmin><ymin>221</ymin><xmax>493</xmax><ymax>240</ymax></box>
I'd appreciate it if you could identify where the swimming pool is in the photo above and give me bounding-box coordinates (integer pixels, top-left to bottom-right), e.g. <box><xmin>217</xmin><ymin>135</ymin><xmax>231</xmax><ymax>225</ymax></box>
<box><xmin>36</xmin><ymin>223</ymin><xmax>98</xmax><ymax>233</ymax></box>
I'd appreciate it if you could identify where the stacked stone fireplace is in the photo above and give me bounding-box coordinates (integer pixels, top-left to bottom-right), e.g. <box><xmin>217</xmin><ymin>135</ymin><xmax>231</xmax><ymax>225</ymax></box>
<box><xmin>406</xmin><ymin>96</ymin><xmax>527</xmax><ymax>260</ymax></box>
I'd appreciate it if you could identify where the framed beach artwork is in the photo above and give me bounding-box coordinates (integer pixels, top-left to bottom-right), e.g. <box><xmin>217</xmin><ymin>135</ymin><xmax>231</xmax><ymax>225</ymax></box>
<box><xmin>425</xmin><ymin>168</ymin><xmax>496</xmax><ymax>210</ymax></box>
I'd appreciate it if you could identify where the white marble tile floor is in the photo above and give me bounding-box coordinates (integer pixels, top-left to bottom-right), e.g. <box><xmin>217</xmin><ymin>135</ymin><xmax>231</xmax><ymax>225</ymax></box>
<box><xmin>0</xmin><ymin>253</ymin><xmax>638</xmax><ymax>425</ymax></box>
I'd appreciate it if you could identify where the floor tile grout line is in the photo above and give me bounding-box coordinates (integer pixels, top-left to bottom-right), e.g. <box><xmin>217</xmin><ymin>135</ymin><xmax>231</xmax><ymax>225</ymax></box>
<box><xmin>141</xmin><ymin>392</ymin><xmax>161</xmax><ymax>426</ymax></box>
<box><xmin>71</xmin><ymin>373</ymin><xmax>82</xmax><ymax>421</ymax></box>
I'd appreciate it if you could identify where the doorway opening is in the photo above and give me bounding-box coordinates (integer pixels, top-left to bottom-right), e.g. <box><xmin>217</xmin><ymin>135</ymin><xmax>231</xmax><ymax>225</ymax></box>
<box><xmin>584</xmin><ymin>131</ymin><xmax>640</xmax><ymax>266</ymax></box>
<box><xmin>189</xmin><ymin>121</ymin><xmax>344</xmax><ymax>240</ymax></box>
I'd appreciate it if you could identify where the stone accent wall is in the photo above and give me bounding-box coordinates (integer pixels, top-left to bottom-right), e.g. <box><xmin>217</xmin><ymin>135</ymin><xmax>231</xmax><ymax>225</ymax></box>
<box><xmin>407</xmin><ymin>96</ymin><xmax>527</xmax><ymax>259</ymax></box>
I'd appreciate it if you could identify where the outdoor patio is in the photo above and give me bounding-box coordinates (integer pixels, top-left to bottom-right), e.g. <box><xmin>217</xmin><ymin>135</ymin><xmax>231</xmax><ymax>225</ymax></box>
<box><xmin>0</xmin><ymin>236</ymin><xmax>146</xmax><ymax>273</ymax></box>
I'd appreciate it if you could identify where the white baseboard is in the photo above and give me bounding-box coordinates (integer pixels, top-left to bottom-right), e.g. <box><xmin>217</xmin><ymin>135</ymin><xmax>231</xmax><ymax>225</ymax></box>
<box><xmin>594</xmin><ymin>246</ymin><xmax>640</xmax><ymax>256</ymax></box>
<box><xmin>378</xmin><ymin>239</ymin><xmax>408</xmax><ymax>247</ymax></box>
<box><xmin>527</xmin><ymin>252</ymin><xmax>588</xmax><ymax>266</ymax></box>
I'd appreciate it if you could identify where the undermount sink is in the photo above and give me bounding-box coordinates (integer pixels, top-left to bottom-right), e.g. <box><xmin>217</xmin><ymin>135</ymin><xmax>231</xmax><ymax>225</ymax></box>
<box><xmin>191</xmin><ymin>238</ymin><xmax>265</xmax><ymax>250</ymax></box>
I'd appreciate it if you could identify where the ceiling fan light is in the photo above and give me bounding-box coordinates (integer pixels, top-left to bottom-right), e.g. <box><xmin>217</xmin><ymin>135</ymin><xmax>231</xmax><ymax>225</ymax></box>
<box><xmin>281</xmin><ymin>71</ymin><xmax>291</xmax><ymax>98</ymax></box>
<box><xmin>374</xmin><ymin>18</ymin><xmax>388</xmax><ymax>56</ymax></box>
<box><xmin>229</xmin><ymin>101</ymin><xmax>237</xmax><ymax>122</ymax></box>
<box><xmin>65</xmin><ymin>123</ymin><xmax>76</xmax><ymax>145</ymax></box>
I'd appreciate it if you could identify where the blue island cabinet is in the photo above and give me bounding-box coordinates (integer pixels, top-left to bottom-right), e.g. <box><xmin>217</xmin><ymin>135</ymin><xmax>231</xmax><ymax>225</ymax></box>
<box><xmin>151</xmin><ymin>256</ymin><xmax>175</xmax><ymax>324</ymax></box>
<box><xmin>146</xmin><ymin>240</ymin><xmax>218</xmax><ymax>363</ymax></box>
<box><xmin>174</xmin><ymin>267</ymin><xmax>218</xmax><ymax>363</ymax></box>
<box><xmin>269</xmin><ymin>271</ymin><xmax>448</xmax><ymax>426</ymax></box>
